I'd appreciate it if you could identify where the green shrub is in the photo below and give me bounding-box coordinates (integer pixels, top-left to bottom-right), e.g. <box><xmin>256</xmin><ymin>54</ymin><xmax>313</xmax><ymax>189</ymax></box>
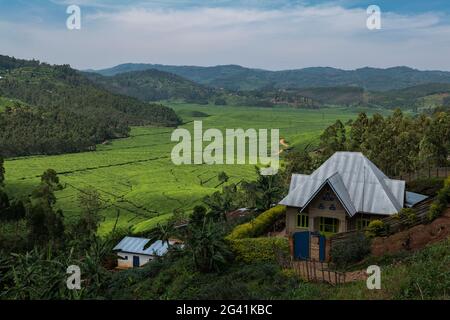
<box><xmin>365</xmin><ymin>219</ymin><xmax>386</xmax><ymax>238</ymax></box>
<box><xmin>330</xmin><ymin>233</ymin><xmax>371</xmax><ymax>270</ymax></box>
<box><xmin>229</xmin><ymin>237</ymin><xmax>289</xmax><ymax>263</ymax></box>
<box><xmin>427</xmin><ymin>176</ymin><xmax>450</xmax><ymax>222</ymax></box>
<box><xmin>398</xmin><ymin>208</ymin><xmax>418</xmax><ymax>226</ymax></box>
<box><xmin>226</xmin><ymin>205</ymin><xmax>286</xmax><ymax>240</ymax></box>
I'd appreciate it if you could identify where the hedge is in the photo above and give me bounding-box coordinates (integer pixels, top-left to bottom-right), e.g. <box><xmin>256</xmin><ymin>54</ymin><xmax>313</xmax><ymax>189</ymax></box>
<box><xmin>226</xmin><ymin>205</ymin><xmax>286</xmax><ymax>240</ymax></box>
<box><xmin>427</xmin><ymin>176</ymin><xmax>450</xmax><ymax>222</ymax></box>
<box><xmin>229</xmin><ymin>237</ymin><xmax>290</xmax><ymax>263</ymax></box>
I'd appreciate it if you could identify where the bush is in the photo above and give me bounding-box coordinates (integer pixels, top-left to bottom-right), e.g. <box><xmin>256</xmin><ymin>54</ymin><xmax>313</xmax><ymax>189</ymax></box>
<box><xmin>229</xmin><ymin>237</ymin><xmax>289</xmax><ymax>263</ymax></box>
<box><xmin>226</xmin><ymin>205</ymin><xmax>286</xmax><ymax>240</ymax></box>
<box><xmin>365</xmin><ymin>220</ymin><xmax>386</xmax><ymax>238</ymax></box>
<box><xmin>427</xmin><ymin>176</ymin><xmax>450</xmax><ymax>222</ymax></box>
<box><xmin>330</xmin><ymin>233</ymin><xmax>371</xmax><ymax>269</ymax></box>
<box><xmin>397</xmin><ymin>208</ymin><xmax>418</xmax><ymax>227</ymax></box>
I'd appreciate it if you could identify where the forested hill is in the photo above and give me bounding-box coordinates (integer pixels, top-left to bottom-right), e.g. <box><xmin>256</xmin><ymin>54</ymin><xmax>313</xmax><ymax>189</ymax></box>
<box><xmin>84</xmin><ymin>69</ymin><xmax>215</xmax><ymax>103</ymax></box>
<box><xmin>0</xmin><ymin>55</ymin><xmax>181</xmax><ymax>157</ymax></box>
<box><xmin>92</xmin><ymin>63</ymin><xmax>450</xmax><ymax>91</ymax></box>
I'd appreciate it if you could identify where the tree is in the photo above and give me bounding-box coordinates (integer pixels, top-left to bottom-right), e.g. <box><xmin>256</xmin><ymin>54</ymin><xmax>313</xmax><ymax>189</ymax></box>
<box><xmin>185</xmin><ymin>220</ymin><xmax>231</xmax><ymax>273</ymax></box>
<box><xmin>0</xmin><ymin>156</ymin><xmax>5</xmax><ymax>186</ymax></box>
<box><xmin>27</xmin><ymin>203</ymin><xmax>65</xmax><ymax>246</ymax></box>
<box><xmin>284</xmin><ymin>148</ymin><xmax>313</xmax><ymax>178</ymax></box>
<box><xmin>204</xmin><ymin>185</ymin><xmax>237</xmax><ymax>221</ymax></box>
<box><xmin>319</xmin><ymin>120</ymin><xmax>346</xmax><ymax>159</ymax></box>
<box><xmin>215</xmin><ymin>171</ymin><xmax>229</xmax><ymax>188</ymax></box>
<box><xmin>76</xmin><ymin>188</ymin><xmax>103</xmax><ymax>237</ymax></box>
<box><xmin>240</xmin><ymin>167</ymin><xmax>284</xmax><ymax>211</ymax></box>
<box><xmin>348</xmin><ymin>113</ymin><xmax>368</xmax><ymax>151</ymax></box>
<box><xmin>190</xmin><ymin>205</ymin><xmax>208</xmax><ymax>226</ymax></box>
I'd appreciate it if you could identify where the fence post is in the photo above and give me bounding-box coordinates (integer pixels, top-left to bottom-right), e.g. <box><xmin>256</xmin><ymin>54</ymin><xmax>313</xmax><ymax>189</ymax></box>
<box><xmin>305</xmin><ymin>261</ymin><xmax>310</xmax><ymax>281</ymax></box>
<box><xmin>321</xmin><ymin>262</ymin><xmax>325</xmax><ymax>282</ymax></box>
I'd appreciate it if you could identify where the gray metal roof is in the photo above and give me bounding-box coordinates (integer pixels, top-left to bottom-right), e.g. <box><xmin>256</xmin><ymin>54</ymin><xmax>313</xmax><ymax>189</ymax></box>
<box><xmin>280</xmin><ymin>152</ymin><xmax>405</xmax><ymax>216</ymax></box>
<box><xmin>113</xmin><ymin>237</ymin><xmax>171</xmax><ymax>256</ymax></box>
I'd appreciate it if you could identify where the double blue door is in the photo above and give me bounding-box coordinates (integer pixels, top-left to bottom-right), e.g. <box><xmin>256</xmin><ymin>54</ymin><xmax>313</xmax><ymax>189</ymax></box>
<box><xmin>133</xmin><ymin>256</ymin><xmax>140</xmax><ymax>267</ymax></box>
<box><xmin>293</xmin><ymin>231</ymin><xmax>326</xmax><ymax>262</ymax></box>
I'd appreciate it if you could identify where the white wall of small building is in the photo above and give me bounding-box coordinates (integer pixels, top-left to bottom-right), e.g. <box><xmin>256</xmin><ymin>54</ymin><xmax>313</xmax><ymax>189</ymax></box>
<box><xmin>117</xmin><ymin>251</ymin><xmax>154</xmax><ymax>268</ymax></box>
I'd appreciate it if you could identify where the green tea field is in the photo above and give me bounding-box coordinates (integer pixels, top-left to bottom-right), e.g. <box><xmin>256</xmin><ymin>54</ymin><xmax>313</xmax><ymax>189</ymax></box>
<box><xmin>4</xmin><ymin>104</ymin><xmax>364</xmax><ymax>235</ymax></box>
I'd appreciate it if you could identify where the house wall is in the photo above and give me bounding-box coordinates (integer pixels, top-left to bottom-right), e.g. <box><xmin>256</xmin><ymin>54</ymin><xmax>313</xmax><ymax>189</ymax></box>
<box><xmin>117</xmin><ymin>252</ymin><xmax>154</xmax><ymax>268</ymax></box>
<box><xmin>286</xmin><ymin>187</ymin><xmax>347</xmax><ymax>235</ymax></box>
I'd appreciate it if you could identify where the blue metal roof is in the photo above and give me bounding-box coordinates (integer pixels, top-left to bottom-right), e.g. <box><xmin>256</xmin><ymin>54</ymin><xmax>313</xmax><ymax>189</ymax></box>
<box><xmin>405</xmin><ymin>191</ymin><xmax>429</xmax><ymax>208</ymax></box>
<box><xmin>113</xmin><ymin>237</ymin><xmax>171</xmax><ymax>256</ymax></box>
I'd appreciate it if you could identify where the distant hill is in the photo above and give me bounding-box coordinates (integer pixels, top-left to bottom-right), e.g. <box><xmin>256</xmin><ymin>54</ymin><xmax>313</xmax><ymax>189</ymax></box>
<box><xmin>368</xmin><ymin>83</ymin><xmax>450</xmax><ymax>110</ymax></box>
<box><xmin>0</xmin><ymin>55</ymin><xmax>181</xmax><ymax>157</ymax></box>
<box><xmin>91</xmin><ymin>64</ymin><xmax>450</xmax><ymax>91</ymax></box>
<box><xmin>84</xmin><ymin>69</ymin><xmax>216</xmax><ymax>103</ymax></box>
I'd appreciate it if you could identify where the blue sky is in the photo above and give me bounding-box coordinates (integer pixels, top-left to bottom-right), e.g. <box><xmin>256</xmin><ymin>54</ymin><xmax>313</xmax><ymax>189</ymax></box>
<box><xmin>1</xmin><ymin>0</ymin><xmax>450</xmax><ymax>70</ymax></box>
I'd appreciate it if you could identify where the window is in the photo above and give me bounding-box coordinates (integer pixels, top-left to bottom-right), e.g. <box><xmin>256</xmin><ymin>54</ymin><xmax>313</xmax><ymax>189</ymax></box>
<box><xmin>329</xmin><ymin>204</ymin><xmax>336</xmax><ymax>211</ymax></box>
<box><xmin>297</xmin><ymin>213</ymin><xmax>309</xmax><ymax>228</ymax></box>
<box><xmin>319</xmin><ymin>217</ymin><xmax>339</xmax><ymax>234</ymax></box>
<box><xmin>356</xmin><ymin>219</ymin><xmax>371</xmax><ymax>230</ymax></box>
<box><xmin>322</xmin><ymin>192</ymin><xmax>335</xmax><ymax>201</ymax></box>
<box><xmin>318</xmin><ymin>203</ymin><xmax>325</xmax><ymax>210</ymax></box>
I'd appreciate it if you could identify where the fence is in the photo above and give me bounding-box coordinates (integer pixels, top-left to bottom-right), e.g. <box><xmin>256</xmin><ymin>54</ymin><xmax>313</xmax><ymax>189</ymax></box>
<box><xmin>395</xmin><ymin>167</ymin><xmax>449</xmax><ymax>182</ymax></box>
<box><xmin>275</xmin><ymin>248</ymin><xmax>346</xmax><ymax>286</ymax></box>
<box><xmin>289</xmin><ymin>260</ymin><xmax>346</xmax><ymax>285</ymax></box>
<box><xmin>329</xmin><ymin>197</ymin><xmax>435</xmax><ymax>249</ymax></box>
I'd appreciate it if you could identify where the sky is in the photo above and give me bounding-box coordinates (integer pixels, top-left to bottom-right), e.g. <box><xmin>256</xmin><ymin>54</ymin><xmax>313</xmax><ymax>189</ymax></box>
<box><xmin>1</xmin><ymin>0</ymin><xmax>450</xmax><ymax>70</ymax></box>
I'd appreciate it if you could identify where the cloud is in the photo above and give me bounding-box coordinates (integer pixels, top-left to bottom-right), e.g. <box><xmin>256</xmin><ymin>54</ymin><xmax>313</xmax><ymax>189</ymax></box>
<box><xmin>2</xmin><ymin>3</ymin><xmax>450</xmax><ymax>70</ymax></box>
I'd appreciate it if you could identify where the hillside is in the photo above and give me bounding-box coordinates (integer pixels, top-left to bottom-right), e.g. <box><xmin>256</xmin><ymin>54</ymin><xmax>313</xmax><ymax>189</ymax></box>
<box><xmin>92</xmin><ymin>63</ymin><xmax>450</xmax><ymax>91</ymax></box>
<box><xmin>368</xmin><ymin>83</ymin><xmax>450</xmax><ymax>110</ymax></box>
<box><xmin>84</xmin><ymin>69</ymin><xmax>216</xmax><ymax>104</ymax></box>
<box><xmin>0</xmin><ymin>55</ymin><xmax>181</xmax><ymax>157</ymax></box>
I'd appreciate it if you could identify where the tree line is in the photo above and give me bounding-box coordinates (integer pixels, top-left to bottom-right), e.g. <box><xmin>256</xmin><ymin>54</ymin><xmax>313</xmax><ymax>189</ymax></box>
<box><xmin>285</xmin><ymin>109</ymin><xmax>450</xmax><ymax>177</ymax></box>
<box><xmin>0</xmin><ymin>56</ymin><xmax>181</xmax><ymax>157</ymax></box>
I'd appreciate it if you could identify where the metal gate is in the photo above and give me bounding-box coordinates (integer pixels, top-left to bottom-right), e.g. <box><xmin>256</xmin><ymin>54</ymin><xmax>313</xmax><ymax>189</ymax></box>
<box><xmin>294</xmin><ymin>231</ymin><xmax>310</xmax><ymax>260</ymax></box>
<box><xmin>294</xmin><ymin>231</ymin><xmax>326</xmax><ymax>262</ymax></box>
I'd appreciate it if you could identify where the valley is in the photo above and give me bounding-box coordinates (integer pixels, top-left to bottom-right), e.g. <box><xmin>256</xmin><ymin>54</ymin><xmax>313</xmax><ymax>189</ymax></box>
<box><xmin>4</xmin><ymin>103</ymin><xmax>360</xmax><ymax>235</ymax></box>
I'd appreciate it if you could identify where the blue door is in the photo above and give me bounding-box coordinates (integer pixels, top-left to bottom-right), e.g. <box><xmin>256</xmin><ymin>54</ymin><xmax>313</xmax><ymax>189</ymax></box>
<box><xmin>133</xmin><ymin>256</ymin><xmax>140</xmax><ymax>267</ymax></box>
<box><xmin>294</xmin><ymin>231</ymin><xmax>310</xmax><ymax>260</ymax></box>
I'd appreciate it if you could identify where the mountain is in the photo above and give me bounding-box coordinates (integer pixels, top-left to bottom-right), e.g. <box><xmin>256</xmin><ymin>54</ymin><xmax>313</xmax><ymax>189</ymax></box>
<box><xmin>0</xmin><ymin>55</ymin><xmax>181</xmax><ymax>157</ymax></box>
<box><xmin>84</xmin><ymin>69</ymin><xmax>216</xmax><ymax>103</ymax></box>
<box><xmin>91</xmin><ymin>64</ymin><xmax>450</xmax><ymax>91</ymax></box>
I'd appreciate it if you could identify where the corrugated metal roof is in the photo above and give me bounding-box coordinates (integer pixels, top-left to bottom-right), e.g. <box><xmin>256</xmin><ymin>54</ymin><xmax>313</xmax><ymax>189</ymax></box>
<box><xmin>280</xmin><ymin>152</ymin><xmax>405</xmax><ymax>216</ymax></box>
<box><xmin>405</xmin><ymin>191</ymin><xmax>429</xmax><ymax>208</ymax></box>
<box><xmin>113</xmin><ymin>237</ymin><xmax>172</xmax><ymax>256</ymax></box>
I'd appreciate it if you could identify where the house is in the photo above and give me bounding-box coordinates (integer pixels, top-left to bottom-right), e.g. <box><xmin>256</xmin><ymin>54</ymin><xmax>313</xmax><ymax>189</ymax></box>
<box><xmin>113</xmin><ymin>236</ymin><xmax>180</xmax><ymax>269</ymax></box>
<box><xmin>279</xmin><ymin>152</ymin><xmax>428</xmax><ymax>261</ymax></box>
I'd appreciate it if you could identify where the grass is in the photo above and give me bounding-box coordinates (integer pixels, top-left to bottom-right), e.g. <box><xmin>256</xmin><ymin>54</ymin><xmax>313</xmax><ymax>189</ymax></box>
<box><xmin>4</xmin><ymin>103</ymin><xmax>366</xmax><ymax>235</ymax></box>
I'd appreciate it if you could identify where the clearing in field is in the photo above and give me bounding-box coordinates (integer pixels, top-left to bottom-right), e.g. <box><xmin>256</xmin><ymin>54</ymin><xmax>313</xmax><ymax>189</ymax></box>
<box><xmin>4</xmin><ymin>103</ymin><xmax>367</xmax><ymax>235</ymax></box>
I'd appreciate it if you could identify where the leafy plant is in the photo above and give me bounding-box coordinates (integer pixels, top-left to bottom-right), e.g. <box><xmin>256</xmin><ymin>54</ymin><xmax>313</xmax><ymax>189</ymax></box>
<box><xmin>365</xmin><ymin>219</ymin><xmax>386</xmax><ymax>238</ymax></box>
<box><xmin>229</xmin><ymin>237</ymin><xmax>289</xmax><ymax>263</ymax></box>
<box><xmin>330</xmin><ymin>233</ymin><xmax>371</xmax><ymax>269</ymax></box>
<box><xmin>226</xmin><ymin>205</ymin><xmax>286</xmax><ymax>240</ymax></box>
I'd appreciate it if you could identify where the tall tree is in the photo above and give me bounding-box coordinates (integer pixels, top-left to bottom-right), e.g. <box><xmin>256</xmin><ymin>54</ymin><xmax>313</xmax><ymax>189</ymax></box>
<box><xmin>348</xmin><ymin>113</ymin><xmax>368</xmax><ymax>151</ymax></box>
<box><xmin>0</xmin><ymin>156</ymin><xmax>5</xmax><ymax>186</ymax></box>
